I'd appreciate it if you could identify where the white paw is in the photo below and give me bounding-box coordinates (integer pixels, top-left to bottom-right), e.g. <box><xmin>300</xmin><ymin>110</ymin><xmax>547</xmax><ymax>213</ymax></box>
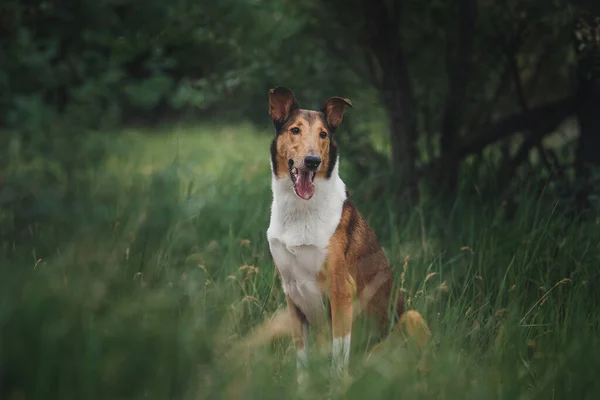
<box><xmin>297</xmin><ymin>347</ymin><xmax>309</xmax><ymax>386</ymax></box>
<box><xmin>331</xmin><ymin>334</ymin><xmax>351</xmax><ymax>372</ymax></box>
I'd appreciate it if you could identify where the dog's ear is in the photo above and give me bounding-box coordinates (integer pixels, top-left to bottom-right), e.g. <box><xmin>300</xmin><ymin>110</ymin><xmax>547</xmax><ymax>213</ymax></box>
<box><xmin>269</xmin><ymin>87</ymin><xmax>299</xmax><ymax>127</ymax></box>
<box><xmin>320</xmin><ymin>97</ymin><xmax>353</xmax><ymax>131</ymax></box>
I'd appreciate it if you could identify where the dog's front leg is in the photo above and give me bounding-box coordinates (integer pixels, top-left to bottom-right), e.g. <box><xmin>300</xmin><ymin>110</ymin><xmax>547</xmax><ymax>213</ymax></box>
<box><xmin>329</xmin><ymin>269</ymin><xmax>353</xmax><ymax>377</ymax></box>
<box><xmin>286</xmin><ymin>296</ymin><xmax>310</xmax><ymax>386</ymax></box>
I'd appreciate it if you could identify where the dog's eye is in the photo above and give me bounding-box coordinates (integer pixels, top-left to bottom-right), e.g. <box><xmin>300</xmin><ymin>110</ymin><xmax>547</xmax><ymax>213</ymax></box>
<box><xmin>319</xmin><ymin>131</ymin><xmax>327</xmax><ymax>139</ymax></box>
<box><xmin>290</xmin><ymin>127</ymin><xmax>300</xmax><ymax>135</ymax></box>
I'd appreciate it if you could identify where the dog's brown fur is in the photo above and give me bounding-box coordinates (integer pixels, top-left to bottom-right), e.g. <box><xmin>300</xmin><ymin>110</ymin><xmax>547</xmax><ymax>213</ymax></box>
<box><xmin>326</xmin><ymin>194</ymin><xmax>406</xmax><ymax>336</ymax></box>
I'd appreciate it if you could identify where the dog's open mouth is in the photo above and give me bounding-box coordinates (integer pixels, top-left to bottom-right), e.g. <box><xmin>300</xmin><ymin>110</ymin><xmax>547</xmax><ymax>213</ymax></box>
<box><xmin>289</xmin><ymin>161</ymin><xmax>316</xmax><ymax>200</ymax></box>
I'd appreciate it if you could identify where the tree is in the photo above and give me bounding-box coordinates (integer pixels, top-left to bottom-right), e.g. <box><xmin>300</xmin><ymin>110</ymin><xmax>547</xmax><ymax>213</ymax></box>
<box><xmin>573</xmin><ymin>1</ymin><xmax>600</xmax><ymax>209</ymax></box>
<box><xmin>303</xmin><ymin>0</ymin><xmax>580</xmax><ymax>204</ymax></box>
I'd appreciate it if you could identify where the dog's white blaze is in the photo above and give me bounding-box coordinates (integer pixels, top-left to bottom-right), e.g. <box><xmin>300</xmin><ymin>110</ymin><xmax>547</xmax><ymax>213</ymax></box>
<box><xmin>332</xmin><ymin>333</ymin><xmax>351</xmax><ymax>371</ymax></box>
<box><xmin>268</xmin><ymin>155</ymin><xmax>347</xmax><ymax>382</ymax></box>
<box><xmin>267</xmin><ymin>157</ymin><xmax>346</xmax><ymax>327</ymax></box>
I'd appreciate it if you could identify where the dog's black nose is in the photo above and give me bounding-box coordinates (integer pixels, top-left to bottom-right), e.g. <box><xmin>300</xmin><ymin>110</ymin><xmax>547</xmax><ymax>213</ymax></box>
<box><xmin>304</xmin><ymin>155</ymin><xmax>321</xmax><ymax>171</ymax></box>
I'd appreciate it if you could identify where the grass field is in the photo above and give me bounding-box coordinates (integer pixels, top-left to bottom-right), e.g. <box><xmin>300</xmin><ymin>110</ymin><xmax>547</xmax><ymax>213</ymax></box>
<box><xmin>1</xmin><ymin>124</ymin><xmax>600</xmax><ymax>399</ymax></box>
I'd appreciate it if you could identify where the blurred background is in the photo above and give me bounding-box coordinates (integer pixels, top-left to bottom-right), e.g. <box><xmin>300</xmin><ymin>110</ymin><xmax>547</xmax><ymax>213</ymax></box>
<box><xmin>1</xmin><ymin>0</ymin><xmax>599</xmax><ymax>399</ymax></box>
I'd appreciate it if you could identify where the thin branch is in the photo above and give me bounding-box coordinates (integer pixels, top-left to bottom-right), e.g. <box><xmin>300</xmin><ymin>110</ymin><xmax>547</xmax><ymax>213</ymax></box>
<box><xmin>536</xmin><ymin>145</ymin><xmax>555</xmax><ymax>173</ymax></box>
<box><xmin>507</xmin><ymin>36</ymin><xmax>569</xmax><ymax>182</ymax></box>
<box><xmin>418</xmin><ymin>97</ymin><xmax>577</xmax><ymax>176</ymax></box>
<box><xmin>514</xmin><ymin>55</ymin><xmax>565</xmax><ymax>179</ymax></box>
<box><xmin>457</xmin><ymin>97</ymin><xmax>576</xmax><ymax>158</ymax></box>
<box><xmin>496</xmin><ymin>130</ymin><xmax>544</xmax><ymax>193</ymax></box>
<box><xmin>509</xmin><ymin>47</ymin><xmax>529</xmax><ymax>111</ymax></box>
<box><xmin>470</xmin><ymin>57</ymin><xmax>512</xmax><ymax>132</ymax></box>
<box><xmin>546</xmin><ymin>148</ymin><xmax>569</xmax><ymax>179</ymax></box>
<box><xmin>496</xmin><ymin>106</ymin><xmax>568</xmax><ymax>194</ymax></box>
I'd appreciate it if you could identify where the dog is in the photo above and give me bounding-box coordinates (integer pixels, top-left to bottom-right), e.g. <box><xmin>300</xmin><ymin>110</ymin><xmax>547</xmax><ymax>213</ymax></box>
<box><xmin>266</xmin><ymin>87</ymin><xmax>430</xmax><ymax>384</ymax></box>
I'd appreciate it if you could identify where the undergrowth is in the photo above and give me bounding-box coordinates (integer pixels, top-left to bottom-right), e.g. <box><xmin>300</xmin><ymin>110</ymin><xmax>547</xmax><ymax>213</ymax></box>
<box><xmin>1</xmin><ymin>124</ymin><xmax>599</xmax><ymax>400</ymax></box>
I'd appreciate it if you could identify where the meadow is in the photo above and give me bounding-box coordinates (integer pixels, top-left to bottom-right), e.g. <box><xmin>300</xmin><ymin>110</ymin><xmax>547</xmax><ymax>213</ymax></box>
<box><xmin>1</xmin><ymin>124</ymin><xmax>599</xmax><ymax>400</ymax></box>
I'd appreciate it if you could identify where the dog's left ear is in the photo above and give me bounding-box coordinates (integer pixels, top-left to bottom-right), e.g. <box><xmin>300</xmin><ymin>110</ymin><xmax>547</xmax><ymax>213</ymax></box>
<box><xmin>320</xmin><ymin>97</ymin><xmax>353</xmax><ymax>131</ymax></box>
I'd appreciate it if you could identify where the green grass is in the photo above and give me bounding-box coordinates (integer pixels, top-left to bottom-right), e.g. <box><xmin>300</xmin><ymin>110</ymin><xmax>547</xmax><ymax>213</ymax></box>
<box><xmin>1</xmin><ymin>124</ymin><xmax>600</xmax><ymax>399</ymax></box>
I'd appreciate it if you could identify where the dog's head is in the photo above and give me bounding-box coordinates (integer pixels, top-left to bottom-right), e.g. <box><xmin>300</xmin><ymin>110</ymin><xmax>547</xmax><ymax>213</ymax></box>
<box><xmin>268</xmin><ymin>87</ymin><xmax>352</xmax><ymax>200</ymax></box>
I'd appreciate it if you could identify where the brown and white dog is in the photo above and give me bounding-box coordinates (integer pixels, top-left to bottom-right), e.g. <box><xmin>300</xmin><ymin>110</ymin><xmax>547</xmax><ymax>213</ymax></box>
<box><xmin>266</xmin><ymin>87</ymin><xmax>430</xmax><ymax>384</ymax></box>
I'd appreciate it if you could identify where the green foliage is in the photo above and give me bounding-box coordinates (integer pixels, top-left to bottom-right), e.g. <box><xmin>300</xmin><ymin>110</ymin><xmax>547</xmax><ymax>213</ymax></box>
<box><xmin>0</xmin><ymin>0</ymin><xmax>374</xmax><ymax>244</ymax></box>
<box><xmin>0</xmin><ymin>0</ymin><xmax>599</xmax><ymax>394</ymax></box>
<box><xmin>1</xmin><ymin>126</ymin><xmax>599</xmax><ymax>399</ymax></box>
<box><xmin>0</xmin><ymin>0</ymin><xmax>237</xmax><ymax>244</ymax></box>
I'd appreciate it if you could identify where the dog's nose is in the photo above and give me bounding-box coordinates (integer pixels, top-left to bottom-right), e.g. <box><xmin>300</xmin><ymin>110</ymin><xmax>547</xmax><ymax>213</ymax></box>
<box><xmin>304</xmin><ymin>155</ymin><xmax>321</xmax><ymax>171</ymax></box>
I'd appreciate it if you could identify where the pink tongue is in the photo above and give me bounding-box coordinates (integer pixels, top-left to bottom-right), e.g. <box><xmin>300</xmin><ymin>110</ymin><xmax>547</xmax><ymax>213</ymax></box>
<box><xmin>295</xmin><ymin>170</ymin><xmax>315</xmax><ymax>200</ymax></box>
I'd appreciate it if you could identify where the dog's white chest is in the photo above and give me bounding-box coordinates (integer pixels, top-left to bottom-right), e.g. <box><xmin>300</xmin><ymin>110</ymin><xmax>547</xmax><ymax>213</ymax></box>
<box><xmin>267</xmin><ymin>171</ymin><xmax>346</xmax><ymax>325</ymax></box>
<box><xmin>268</xmin><ymin>240</ymin><xmax>327</xmax><ymax>325</ymax></box>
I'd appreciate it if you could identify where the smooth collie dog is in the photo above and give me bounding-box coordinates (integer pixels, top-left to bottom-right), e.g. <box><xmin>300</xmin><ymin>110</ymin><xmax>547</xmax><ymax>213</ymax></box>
<box><xmin>266</xmin><ymin>87</ymin><xmax>430</xmax><ymax>384</ymax></box>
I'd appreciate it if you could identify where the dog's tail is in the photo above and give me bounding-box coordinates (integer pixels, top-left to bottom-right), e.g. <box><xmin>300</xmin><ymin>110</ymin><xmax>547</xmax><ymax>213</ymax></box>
<box><xmin>358</xmin><ymin>275</ymin><xmax>431</xmax><ymax>352</ymax></box>
<box><xmin>366</xmin><ymin>309</ymin><xmax>432</xmax><ymax>373</ymax></box>
<box><xmin>396</xmin><ymin>310</ymin><xmax>431</xmax><ymax>350</ymax></box>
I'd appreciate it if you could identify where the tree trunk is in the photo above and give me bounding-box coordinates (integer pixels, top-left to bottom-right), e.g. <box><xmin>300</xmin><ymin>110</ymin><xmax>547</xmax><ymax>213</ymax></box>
<box><xmin>381</xmin><ymin>61</ymin><xmax>419</xmax><ymax>205</ymax></box>
<box><xmin>360</xmin><ymin>0</ymin><xmax>420</xmax><ymax>205</ymax></box>
<box><xmin>574</xmin><ymin>69</ymin><xmax>600</xmax><ymax>210</ymax></box>
<box><xmin>573</xmin><ymin>6</ymin><xmax>600</xmax><ymax>209</ymax></box>
<box><xmin>439</xmin><ymin>0</ymin><xmax>478</xmax><ymax>195</ymax></box>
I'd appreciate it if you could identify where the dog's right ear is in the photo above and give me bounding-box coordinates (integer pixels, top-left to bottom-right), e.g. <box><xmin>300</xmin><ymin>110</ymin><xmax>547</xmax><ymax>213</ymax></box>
<box><xmin>269</xmin><ymin>87</ymin><xmax>299</xmax><ymax>128</ymax></box>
